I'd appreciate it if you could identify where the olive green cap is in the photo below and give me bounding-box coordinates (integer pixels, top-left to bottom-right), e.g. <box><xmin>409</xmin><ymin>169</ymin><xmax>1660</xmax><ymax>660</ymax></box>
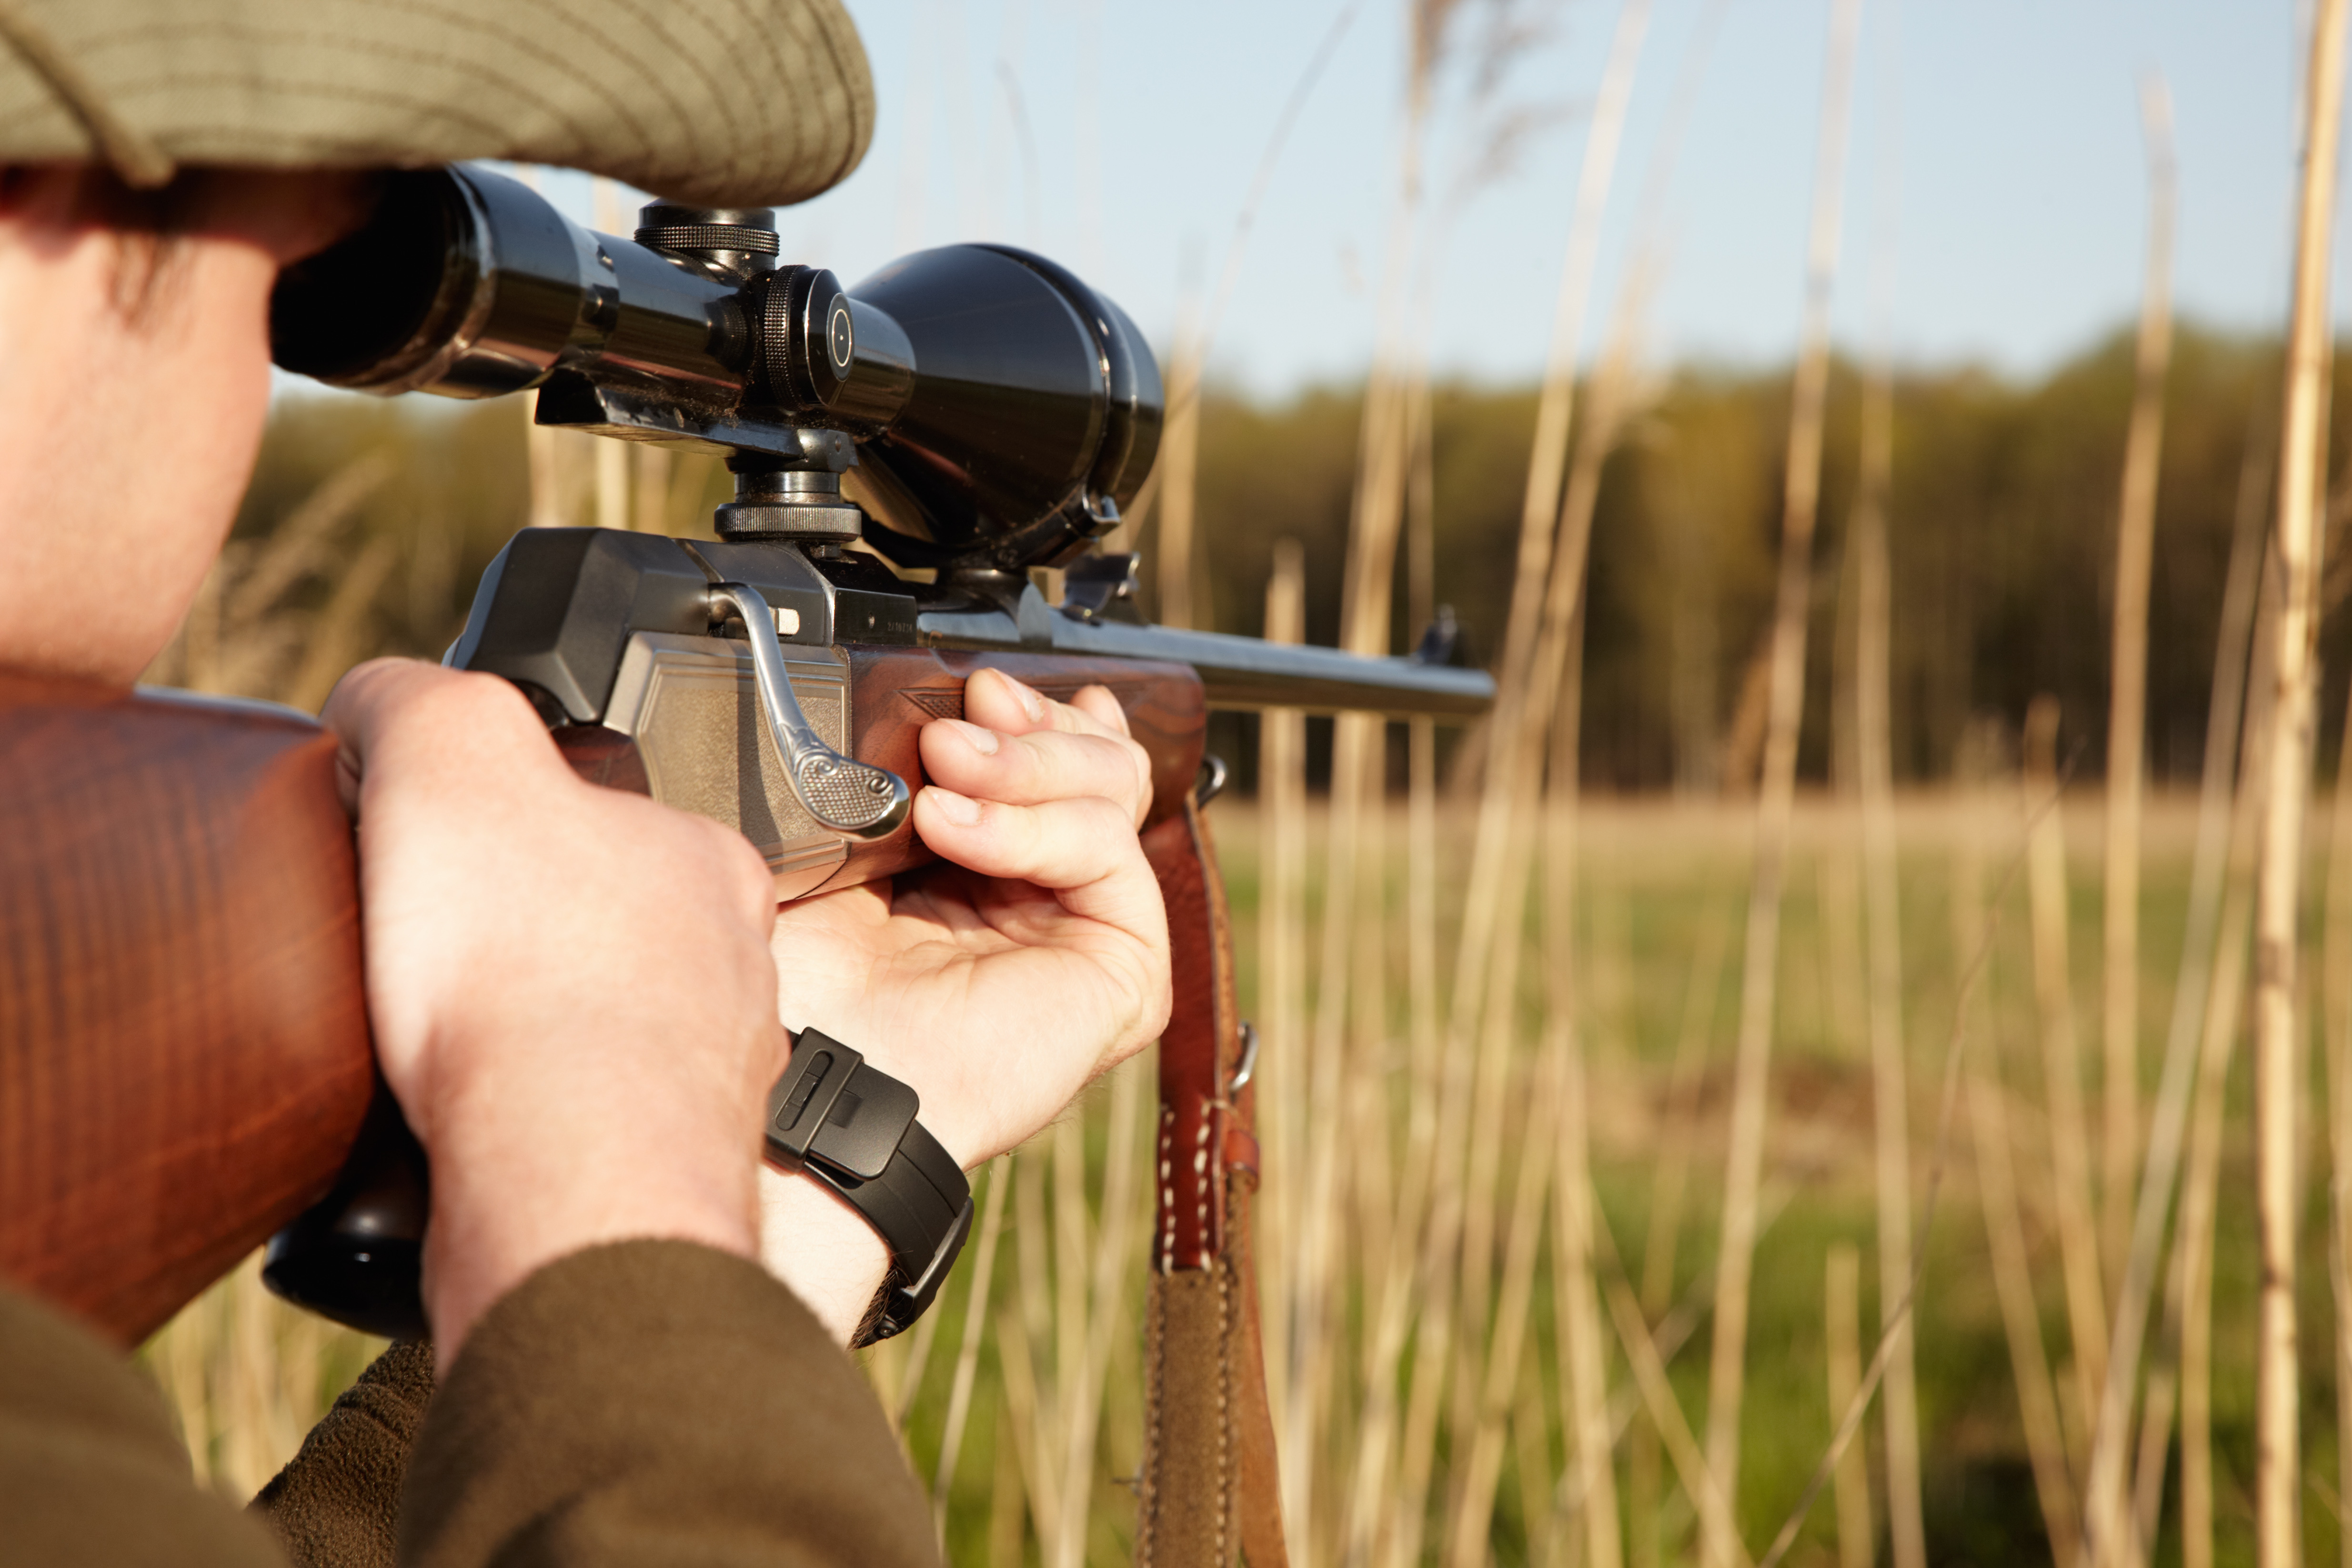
<box><xmin>0</xmin><ymin>0</ymin><xmax>873</xmax><ymax>206</ymax></box>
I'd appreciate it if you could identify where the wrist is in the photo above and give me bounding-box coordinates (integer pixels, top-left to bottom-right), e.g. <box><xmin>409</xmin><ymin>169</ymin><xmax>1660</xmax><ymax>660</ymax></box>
<box><xmin>756</xmin><ymin>1164</ymin><xmax>892</xmax><ymax>1345</ymax></box>
<box><xmin>418</xmin><ymin>1090</ymin><xmax>762</xmax><ymax>1357</ymax></box>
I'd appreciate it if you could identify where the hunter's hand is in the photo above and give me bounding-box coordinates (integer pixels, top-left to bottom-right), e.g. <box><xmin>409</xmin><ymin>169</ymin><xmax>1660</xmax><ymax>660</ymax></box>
<box><xmin>768</xmin><ymin>667</ymin><xmax>1171</xmax><ymax>1167</ymax></box>
<box><xmin>324</xmin><ymin>660</ymin><xmax>789</xmax><ymax>1357</ymax></box>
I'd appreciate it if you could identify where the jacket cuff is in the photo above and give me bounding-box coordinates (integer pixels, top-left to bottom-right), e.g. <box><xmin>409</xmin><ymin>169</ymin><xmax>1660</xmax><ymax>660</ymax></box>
<box><xmin>398</xmin><ymin>1238</ymin><xmax>940</xmax><ymax>1568</ymax></box>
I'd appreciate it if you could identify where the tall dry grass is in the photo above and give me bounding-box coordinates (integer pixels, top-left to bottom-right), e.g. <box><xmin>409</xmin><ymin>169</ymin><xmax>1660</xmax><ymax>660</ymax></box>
<box><xmin>2254</xmin><ymin>4</ymin><xmax>2350</xmax><ymax>1562</ymax></box>
<box><xmin>1703</xmin><ymin>6</ymin><xmax>1861</xmax><ymax>1561</ymax></box>
<box><xmin>1821</xmin><ymin>1243</ymin><xmax>1869</xmax><ymax>1568</ymax></box>
<box><xmin>2099</xmin><ymin>74</ymin><xmax>2178</xmax><ymax>1313</ymax></box>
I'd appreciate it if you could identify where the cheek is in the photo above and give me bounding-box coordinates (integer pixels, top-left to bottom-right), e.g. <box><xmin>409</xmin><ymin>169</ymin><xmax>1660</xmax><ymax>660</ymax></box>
<box><xmin>157</xmin><ymin>243</ymin><xmax>279</xmax><ymax>540</ymax></box>
<box><xmin>0</xmin><ymin>228</ymin><xmax>281</xmax><ymax>683</ymax></box>
<box><xmin>108</xmin><ymin>243</ymin><xmax>280</xmax><ymax>673</ymax></box>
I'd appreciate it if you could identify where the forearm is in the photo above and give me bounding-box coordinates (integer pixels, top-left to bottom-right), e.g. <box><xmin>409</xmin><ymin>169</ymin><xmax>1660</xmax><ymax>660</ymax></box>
<box><xmin>756</xmin><ymin>1166</ymin><xmax>892</xmax><ymax>1346</ymax></box>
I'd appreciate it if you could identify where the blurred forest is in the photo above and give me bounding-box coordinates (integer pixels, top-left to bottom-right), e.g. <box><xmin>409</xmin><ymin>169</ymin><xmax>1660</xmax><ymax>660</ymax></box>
<box><xmin>1165</xmin><ymin>322</ymin><xmax>2348</xmax><ymax>798</ymax></box>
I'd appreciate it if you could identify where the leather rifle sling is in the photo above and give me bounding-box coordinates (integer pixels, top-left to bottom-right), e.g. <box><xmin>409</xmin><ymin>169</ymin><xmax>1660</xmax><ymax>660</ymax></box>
<box><xmin>1136</xmin><ymin>796</ymin><xmax>1287</xmax><ymax>1568</ymax></box>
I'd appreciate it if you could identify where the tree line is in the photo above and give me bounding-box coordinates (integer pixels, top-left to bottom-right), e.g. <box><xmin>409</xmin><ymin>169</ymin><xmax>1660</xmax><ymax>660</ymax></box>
<box><xmin>1175</xmin><ymin>322</ymin><xmax>2352</xmax><ymax>794</ymax></box>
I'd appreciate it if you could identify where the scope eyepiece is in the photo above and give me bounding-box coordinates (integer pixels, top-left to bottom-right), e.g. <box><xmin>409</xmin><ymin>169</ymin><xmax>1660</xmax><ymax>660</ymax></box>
<box><xmin>269</xmin><ymin>164</ymin><xmax>1163</xmax><ymax>573</ymax></box>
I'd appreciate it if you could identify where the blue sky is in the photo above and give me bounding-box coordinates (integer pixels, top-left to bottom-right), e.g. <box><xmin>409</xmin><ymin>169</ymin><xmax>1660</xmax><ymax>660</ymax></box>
<box><xmin>538</xmin><ymin>1</ymin><xmax>2326</xmax><ymax>398</ymax></box>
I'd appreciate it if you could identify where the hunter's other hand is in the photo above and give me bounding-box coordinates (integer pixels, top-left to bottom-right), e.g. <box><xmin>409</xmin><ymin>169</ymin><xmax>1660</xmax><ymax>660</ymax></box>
<box><xmin>768</xmin><ymin>668</ymin><xmax>1171</xmax><ymax>1168</ymax></box>
<box><xmin>323</xmin><ymin>659</ymin><xmax>789</xmax><ymax>1357</ymax></box>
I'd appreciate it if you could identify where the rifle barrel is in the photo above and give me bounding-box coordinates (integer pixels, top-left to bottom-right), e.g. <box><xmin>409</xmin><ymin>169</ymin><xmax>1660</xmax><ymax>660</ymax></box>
<box><xmin>915</xmin><ymin>591</ymin><xmax>1494</xmax><ymax>719</ymax></box>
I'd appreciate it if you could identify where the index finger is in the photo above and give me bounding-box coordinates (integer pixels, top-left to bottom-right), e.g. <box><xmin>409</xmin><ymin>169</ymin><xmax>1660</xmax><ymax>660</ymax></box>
<box><xmin>964</xmin><ymin>667</ymin><xmax>1131</xmax><ymax>740</ymax></box>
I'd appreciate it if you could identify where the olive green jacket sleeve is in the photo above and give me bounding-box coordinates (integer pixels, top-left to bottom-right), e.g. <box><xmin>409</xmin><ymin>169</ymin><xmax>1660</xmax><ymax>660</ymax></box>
<box><xmin>396</xmin><ymin>1239</ymin><xmax>944</xmax><ymax>1568</ymax></box>
<box><xmin>253</xmin><ymin>1339</ymin><xmax>437</xmax><ymax>1568</ymax></box>
<box><xmin>3</xmin><ymin>1240</ymin><xmax>943</xmax><ymax>1568</ymax></box>
<box><xmin>0</xmin><ymin>1282</ymin><xmax>284</xmax><ymax>1566</ymax></box>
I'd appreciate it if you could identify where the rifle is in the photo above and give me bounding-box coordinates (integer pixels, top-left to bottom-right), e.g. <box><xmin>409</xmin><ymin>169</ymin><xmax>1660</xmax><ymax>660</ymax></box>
<box><xmin>0</xmin><ymin>165</ymin><xmax>1489</xmax><ymax>1566</ymax></box>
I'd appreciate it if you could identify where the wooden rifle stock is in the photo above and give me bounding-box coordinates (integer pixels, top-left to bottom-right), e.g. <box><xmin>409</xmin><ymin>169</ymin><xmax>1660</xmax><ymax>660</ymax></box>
<box><xmin>0</xmin><ymin>653</ymin><xmax>1206</xmax><ymax>1346</ymax></box>
<box><xmin>0</xmin><ymin>674</ymin><xmax>374</xmax><ymax>1345</ymax></box>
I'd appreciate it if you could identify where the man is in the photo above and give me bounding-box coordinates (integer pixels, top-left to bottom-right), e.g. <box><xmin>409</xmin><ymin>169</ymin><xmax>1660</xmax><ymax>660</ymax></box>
<box><xmin>0</xmin><ymin>1</ymin><xmax>1170</xmax><ymax>1563</ymax></box>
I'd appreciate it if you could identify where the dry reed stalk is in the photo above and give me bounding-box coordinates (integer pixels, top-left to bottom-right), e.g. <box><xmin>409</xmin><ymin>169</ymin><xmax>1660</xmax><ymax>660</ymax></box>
<box><xmin>2021</xmin><ymin>696</ymin><xmax>2112</xmax><ymax>1448</ymax></box>
<box><xmin>150</xmin><ymin>452</ymin><xmax>395</xmax><ymax>697</ymax></box>
<box><xmin>1600</xmin><ymin>1265</ymin><xmax>1751</xmax><ymax>1568</ymax></box>
<box><xmin>152</xmin><ymin>1285</ymin><xmax>218</xmax><ymax>1481</ymax></box>
<box><xmin>1296</xmin><ymin>547</ymin><xmax>1386</xmax><ymax>1565</ymax></box>
<box><xmin>1259</xmin><ymin>541</ymin><xmax>1309</xmax><ymax>1499</ymax></box>
<box><xmin>1343</xmin><ymin>462</ymin><xmax>1441</xmax><ymax>1568</ymax></box>
<box><xmin>1011</xmin><ymin>1147</ymin><xmax>1062</xmax><ymax>1558</ymax></box>
<box><xmin>1533</xmin><ymin>644</ymin><xmax>1628</xmax><ymax>1568</ymax></box>
<box><xmin>2328</xmin><ymin>405</ymin><xmax>2352</xmax><ymax>1568</ymax></box>
<box><xmin>989</xmin><ymin>1404</ymin><xmax>1026</xmax><ymax>1568</ymax></box>
<box><xmin>1702</xmin><ymin>3</ymin><xmax>1862</xmax><ymax>1556</ymax></box>
<box><xmin>523</xmin><ymin>394</ymin><xmax>565</xmax><ymax>528</ymax></box>
<box><xmin>1153</xmin><ymin>340</ymin><xmax>1203</xmax><ymax>631</ymax></box>
<box><xmin>1629</xmin><ymin>889</ymin><xmax>1732</xmax><ymax>1568</ymax></box>
<box><xmin>1400</xmin><ymin>380</ymin><xmax>1444</xmax><ymax>1560</ymax></box>
<box><xmin>2126</xmin><ymin>427</ymin><xmax>2270</xmax><ymax>1568</ymax></box>
<box><xmin>1055</xmin><ymin>1064</ymin><xmax>1146</xmax><ymax>1568</ymax></box>
<box><xmin>1758</xmin><ymin>767</ymin><xmax>2071</xmax><ymax>1568</ymax></box>
<box><xmin>2181</xmin><ymin>694</ymin><xmax>2270</xmax><ymax>1568</ymax></box>
<box><xmin>1557</xmin><ymin>861</ymin><xmax>1628</xmax><ymax>1568</ymax></box>
<box><xmin>227</xmin><ymin>453</ymin><xmax>398</xmax><ymax>630</ymax></box>
<box><xmin>222</xmin><ymin>1255</ymin><xmax>313</xmax><ymax>1496</ymax></box>
<box><xmin>596</xmin><ymin>437</ymin><xmax>630</xmax><ymax>533</ymax></box>
<box><xmin>1962</xmin><ymin>939</ymin><xmax>2081</xmax><ymax>1566</ymax></box>
<box><xmin>2088</xmin><ymin>757</ymin><xmax>2267</xmax><ymax>1568</ymax></box>
<box><xmin>1445</xmin><ymin>1015</ymin><xmax>1570</xmax><ymax>1568</ymax></box>
<box><xmin>933</xmin><ymin>1157</ymin><xmax>1013</xmax><ymax>1528</ymax></box>
<box><xmin>1546</xmin><ymin>1186</ymin><xmax>1797</xmax><ymax>1561</ymax></box>
<box><xmin>1450</xmin><ymin>660</ymin><xmax>1617</xmax><ymax>1568</ymax></box>
<box><xmin>633</xmin><ymin>444</ymin><xmax>675</xmax><ymax>534</ymax></box>
<box><xmin>1444</xmin><ymin>289</ymin><xmax>1647</xmax><ymax>1563</ymax></box>
<box><xmin>1820</xmin><ymin>849</ymin><xmax>1868</xmax><ymax>1065</ymax></box>
<box><xmin>2332</xmin><ymin>673</ymin><xmax>2352</xmax><ymax>1568</ymax></box>
<box><xmin>893</xmin><ymin>1299</ymin><xmax>944</xmax><ymax>1433</ymax></box>
<box><xmin>2079</xmin><ymin>201</ymin><xmax>2267</xmax><ymax>1568</ymax></box>
<box><xmin>2099</xmin><ymin>76</ymin><xmax>2178</xmax><ymax>1304</ymax></box>
<box><xmin>1367</xmin><ymin>13</ymin><xmax>1655</xmax><ymax>1555</ymax></box>
<box><xmin>1847</xmin><ymin>285</ymin><xmax>1926</xmax><ymax>1568</ymax></box>
<box><xmin>1106</xmin><ymin>0</ymin><xmax>1356</xmax><ymax>560</ymax></box>
<box><xmin>2128</xmin><ymin>1367</ymin><xmax>2175</xmax><ymax>1566</ymax></box>
<box><xmin>1307</xmin><ymin>90</ymin><xmax>1428</xmax><ymax>1554</ymax></box>
<box><xmin>1404</xmin><ymin>382</ymin><xmax>1441</xmax><ymax>1240</ymax></box>
<box><xmin>1510</xmin><ymin>1352</ymin><xmax>1558</xmax><ymax>1568</ymax></box>
<box><xmin>1392</xmin><ymin>824</ymin><xmax>1535</xmax><ymax>1568</ymax></box>
<box><xmin>995</xmin><ymin>1297</ymin><xmax>1052</xmax><ymax>1556</ymax></box>
<box><xmin>1437</xmin><ymin>261</ymin><xmax>1651</xmax><ymax>1562</ymax></box>
<box><xmin>285</xmin><ymin>535</ymin><xmax>400</xmax><ymax>713</ymax></box>
<box><xmin>2254</xmin><ymin>6</ymin><xmax>2349</xmax><ymax>1559</ymax></box>
<box><xmin>1049</xmin><ymin>1112</ymin><xmax>1089</xmax><ymax>1559</ymax></box>
<box><xmin>1824</xmin><ymin>1244</ymin><xmax>1872</xmax><ymax>1568</ymax></box>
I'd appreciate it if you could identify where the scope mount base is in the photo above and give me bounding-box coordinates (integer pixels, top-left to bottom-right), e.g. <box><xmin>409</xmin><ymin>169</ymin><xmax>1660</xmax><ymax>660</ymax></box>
<box><xmin>713</xmin><ymin>437</ymin><xmax>863</xmax><ymax>544</ymax></box>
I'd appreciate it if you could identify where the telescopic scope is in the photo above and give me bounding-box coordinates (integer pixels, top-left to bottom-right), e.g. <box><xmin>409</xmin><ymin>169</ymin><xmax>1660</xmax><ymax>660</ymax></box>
<box><xmin>270</xmin><ymin>164</ymin><xmax>1163</xmax><ymax>573</ymax></box>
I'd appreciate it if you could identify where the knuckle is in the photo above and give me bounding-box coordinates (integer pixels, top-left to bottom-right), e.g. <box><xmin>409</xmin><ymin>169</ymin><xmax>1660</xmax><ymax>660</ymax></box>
<box><xmin>678</xmin><ymin>810</ymin><xmax>778</xmax><ymax>923</ymax></box>
<box><xmin>415</xmin><ymin>666</ymin><xmax>535</xmax><ymax>735</ymax></box>
<box><xmin>1078</xmin><ymin>792</ymin><xmax>1139</xmax><ymax>840</ymax></box>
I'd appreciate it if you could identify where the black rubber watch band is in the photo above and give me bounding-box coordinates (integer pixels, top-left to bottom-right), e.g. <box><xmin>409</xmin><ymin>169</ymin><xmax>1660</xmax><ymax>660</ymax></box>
<box><xmin>762</xmin><ymin>1029</ymin><xmax>975</xmax><ymax>1346</ymax></box>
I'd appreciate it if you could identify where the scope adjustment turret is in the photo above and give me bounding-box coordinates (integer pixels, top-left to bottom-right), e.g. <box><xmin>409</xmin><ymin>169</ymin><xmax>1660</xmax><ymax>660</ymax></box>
<box><xmin>634</xmin><ymin>201</ymin><xmax>781</xmax><ymax>279</ymax></box>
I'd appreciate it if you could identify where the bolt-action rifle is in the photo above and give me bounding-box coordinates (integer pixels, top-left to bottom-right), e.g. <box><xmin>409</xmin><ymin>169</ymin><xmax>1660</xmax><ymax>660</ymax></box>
<box><xmin>0</xmin><ymin>165</ymin><xmax>1489</xmax><ymax>1566</ymax></box>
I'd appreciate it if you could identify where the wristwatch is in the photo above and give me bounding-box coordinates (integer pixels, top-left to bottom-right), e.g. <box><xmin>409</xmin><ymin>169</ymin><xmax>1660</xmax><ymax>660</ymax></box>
<box><xmin>763</xmin><ymin>1028</ymin><xmax>975</xmax><ymax>1346</ymax></box>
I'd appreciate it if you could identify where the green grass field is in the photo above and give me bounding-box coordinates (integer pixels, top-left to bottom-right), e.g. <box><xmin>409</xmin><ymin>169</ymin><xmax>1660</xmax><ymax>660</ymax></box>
<box><xmin>145</xmin><ymin>788</ymin><xmax>2333</xmax><ymax>1568</ymax></box>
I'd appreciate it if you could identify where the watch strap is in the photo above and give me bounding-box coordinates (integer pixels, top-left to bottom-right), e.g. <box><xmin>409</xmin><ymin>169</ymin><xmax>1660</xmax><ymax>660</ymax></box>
<box><xmin>763</xmin><ymin>1029</ymin><xmax>974</xmax><ymax>1345</ymax></box>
